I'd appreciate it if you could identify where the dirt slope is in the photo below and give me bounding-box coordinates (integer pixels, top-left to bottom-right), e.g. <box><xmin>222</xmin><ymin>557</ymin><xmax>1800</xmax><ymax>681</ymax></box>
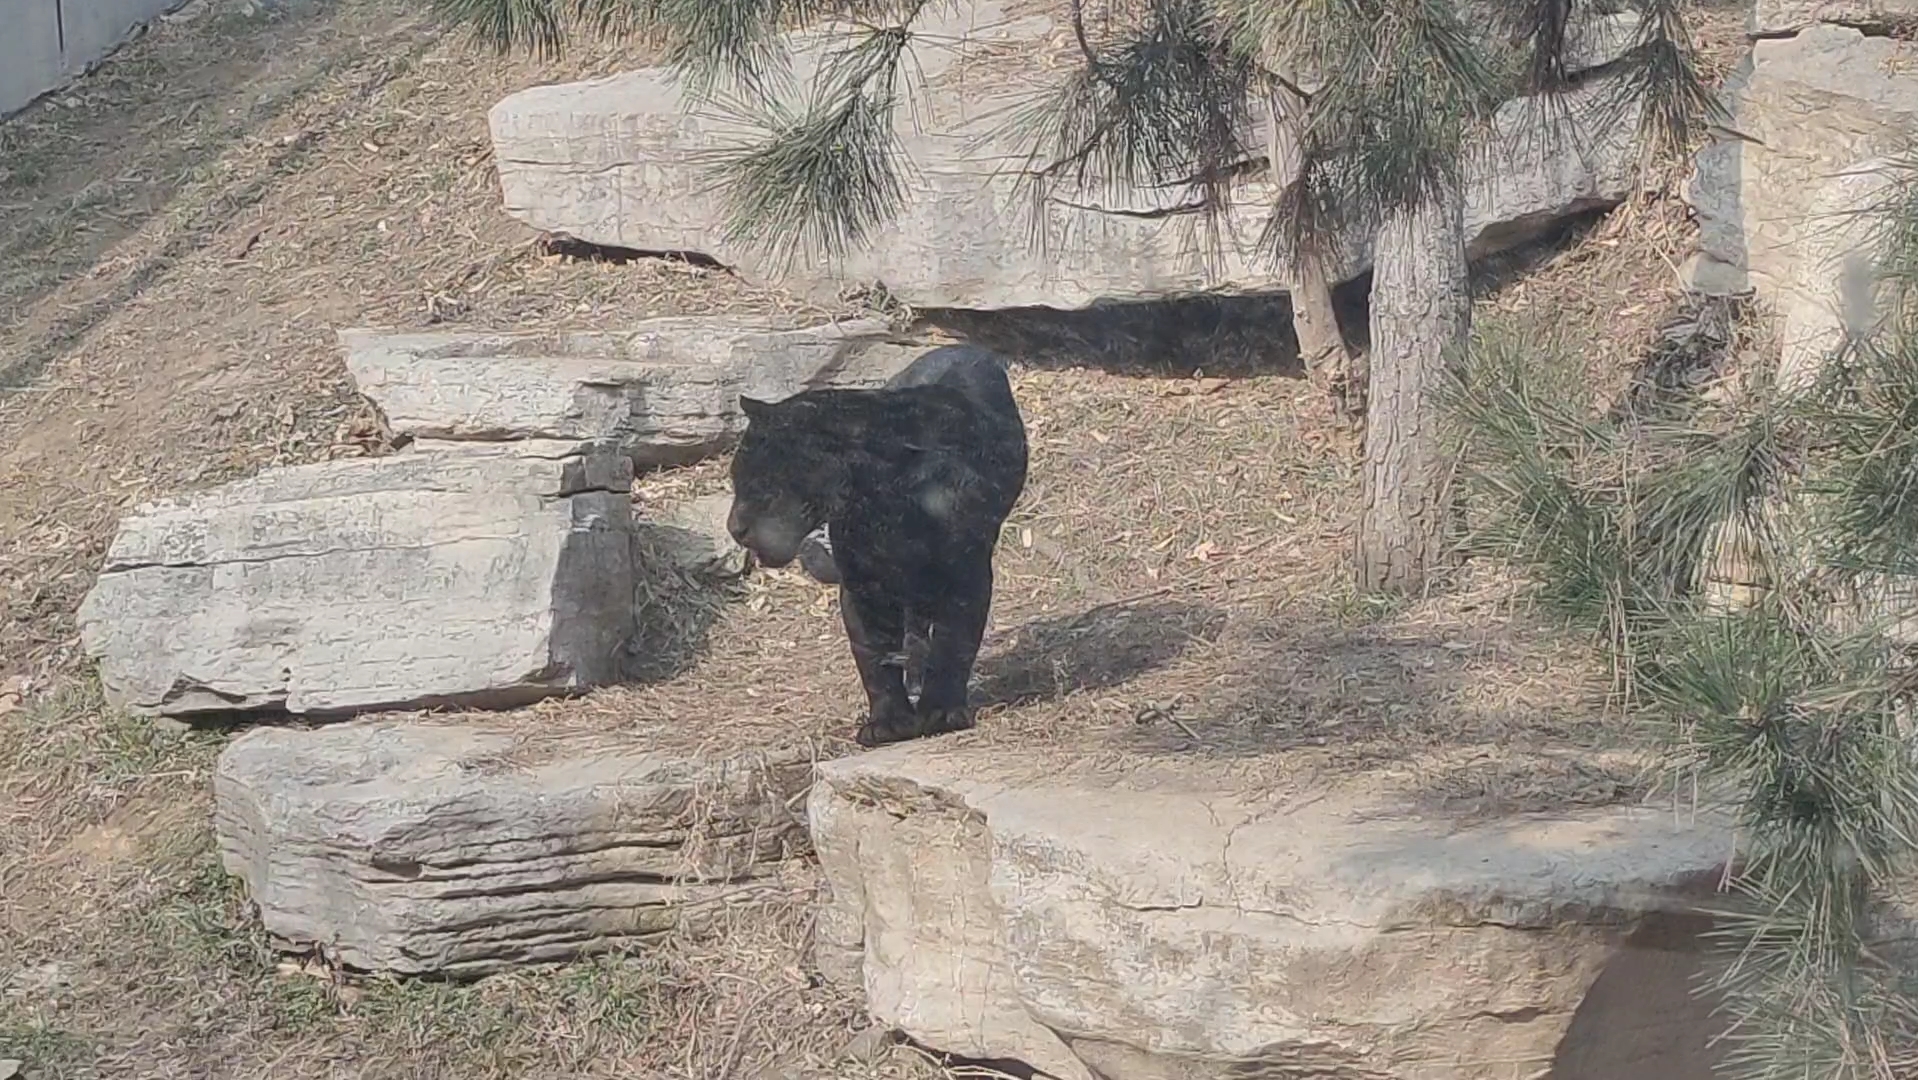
<box><xmin>0</xmin><ymin>0</ymin><xmax>852</xmax><ymax>683</ymax></box>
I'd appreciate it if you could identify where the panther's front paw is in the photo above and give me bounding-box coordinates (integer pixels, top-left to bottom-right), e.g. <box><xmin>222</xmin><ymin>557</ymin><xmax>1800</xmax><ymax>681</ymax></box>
<box><xmin>855</xmin><ymin>713</ymin><xmax>920</xmax><ymax>748</ymax></box>
<box><xmin>916</xmin><ymin>705</ymin><xmax>976</xmax><ymax>737</ymax></box>
<box><xmin>854</xmin><ymin>704</ymin><xmax>973</xmax><ymax>747</ymax></box>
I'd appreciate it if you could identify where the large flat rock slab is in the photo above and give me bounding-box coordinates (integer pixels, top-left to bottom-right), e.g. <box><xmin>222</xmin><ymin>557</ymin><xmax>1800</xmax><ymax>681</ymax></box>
<box><xmin>77</xmin><ymin>443</ymin><xmax>635</xmax><ymax>718</ymax></box>
<box><xmin>341</xmin><ymin>317</ymin><xmax>894</xmax><ymax>468</ymax></box>
<box><xmin>215</xmin><ymin>718</ymin><xmax>813</xmax><ymax>975</ymax></box>
<box><xmin>489</xmin><ymin>1</ymin><xmax>1643</xmax><ymax>310</ymax></box>
<box><xmin>809</xmin><ymin>742</ymin><xmax>1735</xmax><ymax>1080</ymax></box>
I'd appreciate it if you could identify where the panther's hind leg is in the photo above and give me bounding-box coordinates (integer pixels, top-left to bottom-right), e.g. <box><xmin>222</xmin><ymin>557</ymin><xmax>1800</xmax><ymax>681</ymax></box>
<box><xmin>914</xmin><ymin>559</ymin><xmax>992</xmax><ymax>739</ymax></box>
<box><xmin>841</xmin><ymin>583</ymin><xmax>917</xmax><ymax>748</ymax></box>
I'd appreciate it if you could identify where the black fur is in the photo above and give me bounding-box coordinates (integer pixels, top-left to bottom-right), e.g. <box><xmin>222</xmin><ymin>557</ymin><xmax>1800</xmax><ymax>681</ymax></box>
<box><xmin>727</xmin><ymin>344</ymin><xmax>1029</xmax><ymax>748</ymax></box>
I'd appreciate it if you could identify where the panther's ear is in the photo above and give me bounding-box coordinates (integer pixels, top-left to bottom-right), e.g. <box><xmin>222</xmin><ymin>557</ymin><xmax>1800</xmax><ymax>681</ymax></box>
<box><xmin>738</xmin><ymin>395</ymin><xmax>773</xmax><ymax>421</ymax></box>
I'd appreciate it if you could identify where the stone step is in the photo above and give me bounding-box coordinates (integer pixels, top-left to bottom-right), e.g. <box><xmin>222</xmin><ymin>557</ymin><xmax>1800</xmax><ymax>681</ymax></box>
<box><xmin>215</xmin><ymin>718</ymin><xmax>814</xmax><ymax>976</ymax></box>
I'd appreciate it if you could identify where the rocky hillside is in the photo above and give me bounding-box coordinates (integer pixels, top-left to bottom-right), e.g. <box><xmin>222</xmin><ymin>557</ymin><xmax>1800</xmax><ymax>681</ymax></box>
<box><xmin>0</xmin><ymin>0</ymin><xmax>1779</xmax><ymax>1078</ymax></box>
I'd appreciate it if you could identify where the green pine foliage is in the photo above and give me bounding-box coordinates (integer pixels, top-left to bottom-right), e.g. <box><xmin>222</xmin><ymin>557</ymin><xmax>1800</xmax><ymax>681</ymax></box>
<box><xmin>1441</xmin><ymin>165</ymin><xmax>1918</xmax><ymax>1080</ymax></box>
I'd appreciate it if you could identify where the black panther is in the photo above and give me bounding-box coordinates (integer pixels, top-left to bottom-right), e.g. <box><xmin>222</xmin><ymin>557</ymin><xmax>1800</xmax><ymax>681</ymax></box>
<box><xmin>727</xmin><ymin>344</ymin><xmax>1029</xmax><ymax>748</ymax></box>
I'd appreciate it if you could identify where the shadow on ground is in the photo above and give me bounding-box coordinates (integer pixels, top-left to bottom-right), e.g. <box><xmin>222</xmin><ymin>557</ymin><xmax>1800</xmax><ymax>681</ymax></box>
<box><xmin>620</xmin><ymin>523</ymin><xmax>741</xmax><ymax>683</ymax></box>
<box><xmin>973</xmin><ymin>599</ymin><xmax>1227</xmax><ymax>708</ymax></box>
<box><xmin>1088</xmin><ymin>600</ymin><xmax>1646</xmax><ymax>816</ymax></box>
<box><xmin>918</xmin><ymin>290</ymin><xmax>1360</xmax><ymax>379</ymax></box>
<box><xmin>905</xmin><ymin>208</ymin><xmax>1614</xmax><ymax>381</ymax></box>
<box><xmin>1546</xmin><ymin>910</ymin><xmax>1730</xmax><ymax>1080</ymax></box>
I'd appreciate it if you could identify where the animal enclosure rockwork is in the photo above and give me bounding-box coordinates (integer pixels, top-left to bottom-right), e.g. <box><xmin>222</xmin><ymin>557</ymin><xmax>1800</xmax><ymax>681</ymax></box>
<box><xmin>1682</xmin><ymin>16</ymin><xmax>1918</xmax><ymax>626</ymax></box>
<box><xmin>341</xmin><ymin>317</ymin><xmax>893</xmax><ymax>469</ymax></box>
<box><xmin>809</xmin><ymin>742</ymin><xmax>1736</xmax><ymax>1080</ymax></box>
<box><xmin>1751</xmin><ymin>0</ymin><xmax>1918</xmax><ymax>34</ymax></box>
<box><xmin>214</xmin><ymin>718</ymin><xmax>812</xmax><ymax>975</ymax></box>
<box><xmin>487</xmin><ymin>1</ymin><xmax>1645</xmax><ymax>310</ymax></box>
<box><xmin>76</xmin><ymin>443</ymin><xmax>635</xmax><ymax>718</ymax></box>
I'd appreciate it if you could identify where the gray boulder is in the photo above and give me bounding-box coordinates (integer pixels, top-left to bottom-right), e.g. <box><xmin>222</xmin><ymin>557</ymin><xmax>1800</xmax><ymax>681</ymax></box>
<box><xmin>810</xmin><ymin>740</ymin><xmax>1735</xmax><ymax>1080</ymax></box>
<box><xmin>76</xmin><ymin>442</ymin><xmax>635</xmax><ymax>717</ymax></box>
<box><xmin>1752</xmin><ymin>0</ymin><xmax>1918</xmax><ymax>35</ymax></box>
<box><xmin>215</xmin><ymin>717</ymin><xmax>813</xmax><ymax>975</ymax></box>
<box><xmin>1689</xmin><ymin>26</ymin><xmax>1918</xmax><ymax>386</ymax></box>
<box><xmin>341</xmin><ymin>317</ymin><xmax>894</xmax><ymax>469</ymax></box>
<box><xmin>489</xmin><ymin>0</ymin><xmax>1647</xmax><ymax>310</ymax></box>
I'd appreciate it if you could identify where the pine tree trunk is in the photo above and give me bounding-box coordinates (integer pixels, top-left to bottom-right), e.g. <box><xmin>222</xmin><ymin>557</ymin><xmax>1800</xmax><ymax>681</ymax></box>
<box><xmin>1355</xmin><ymin>178</ymin><xmax>1472</xmax><ymax>595</ymax></box>
<box><xmin>1265</xmin><ymin>84</ymin><xmax>1350</xmax><ymax>412</ymax></box>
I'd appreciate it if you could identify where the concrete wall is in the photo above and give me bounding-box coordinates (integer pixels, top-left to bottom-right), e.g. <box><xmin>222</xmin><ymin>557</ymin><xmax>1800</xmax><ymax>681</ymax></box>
<box><xmin>1</xmin><ymin>0</ymin><xmax>189</xmax><ymax>118</ymax></box>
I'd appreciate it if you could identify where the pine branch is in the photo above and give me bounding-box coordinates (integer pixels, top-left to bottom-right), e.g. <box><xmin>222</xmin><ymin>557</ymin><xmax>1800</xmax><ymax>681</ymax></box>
<box><xmin>1259</xmin><ymin>137</ymin><xmax>1359</xmax><ymax>278</ymax></box>
<box><xmin>1608</xmin><ymin>0</ymin><xmax>1729</xmax><ymax>163</ymax></box>
<box><xmin>429</xmin><ymin>0</ymin><xmax>823</xmax><ymax>89</ymax></box>
<box><xmin>430</xmin><ymin>0</ymin><xmax>583</xmax><ymax>58</ymax></box>
<box><xmin>1484</xmin><ymin>0</ymin><xmax>1575</xmax><ymax>93</ymax></box>
<box><xmin>1254</xmin><ymin>0</ymin><xmax>1504</xmax><ymax>271</ymax></box>
<box><xmin>1882</xmin><ymin>180</ymin><xmax>1918</xmax><ymax>301</ymax></box>
<box><xmin>651</xmin><ymin>0</ymin><xmax>801</xmax><ymax>96</ymax></box>
<box><xmin>1439</xmin><ymin>320</ymin><xmax>1636</xmax><ymax>628</ymax></box>
<box><xmin>1004</xmin><ymin>0</ymin><xmax>1262</xmax><ymax>247</ymax></box>
<box><xmin>698</xmin><ymin>15</ymin><xmax>921</xmax><ymax>266</ymax></box>
<box><xmin>1448</xmin><ymin>296</ymin><xmax>1918</xmax><ymax>1080</ymax></box>
<box><xmin>1808</xmin><ymin>168</ymin><xmax>1918</xmax><ymax>584</ymax></box>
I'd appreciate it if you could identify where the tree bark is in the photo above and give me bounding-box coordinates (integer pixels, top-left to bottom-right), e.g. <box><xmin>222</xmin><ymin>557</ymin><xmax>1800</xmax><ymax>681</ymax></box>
<box><xmin>1265</xmin><ymin>84</ymin><xmax>1352</xmax><ymax>414</ymax></box>
<box><xmin>1355</xmin><ymin>177</ymin><xmax>1472</xmax><ymax>595</ymax></box>
<box><xmin>1293</xmin><ymin>260</ymin><xmax>1357</xmax><ymax>415</ymax></box>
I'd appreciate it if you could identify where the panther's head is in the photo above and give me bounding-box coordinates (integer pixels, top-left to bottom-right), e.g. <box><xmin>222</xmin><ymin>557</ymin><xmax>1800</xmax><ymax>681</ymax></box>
<box><xmin>727</xmin><ymin>395</ymin><xmax>827</xmax><ymax>569</ymax></box>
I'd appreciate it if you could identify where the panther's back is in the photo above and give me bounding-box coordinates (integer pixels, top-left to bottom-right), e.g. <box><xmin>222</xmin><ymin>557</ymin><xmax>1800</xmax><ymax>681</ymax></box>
<box><xmin>793</xmin><ymin>344</ymin><xmax>1027</xmax><ymax>587</ymax></box>
<box><xmin>886</xmin><ymin>345</ymin><xmax>1018</xmax><ymax>418</ymax></box>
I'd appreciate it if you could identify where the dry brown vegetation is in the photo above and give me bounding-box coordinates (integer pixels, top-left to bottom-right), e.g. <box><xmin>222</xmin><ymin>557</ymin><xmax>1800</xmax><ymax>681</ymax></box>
<box><xmin>0</xmin><ymin>0</ymin><xmax>1748</xmax><ymax>1076</ymax></box>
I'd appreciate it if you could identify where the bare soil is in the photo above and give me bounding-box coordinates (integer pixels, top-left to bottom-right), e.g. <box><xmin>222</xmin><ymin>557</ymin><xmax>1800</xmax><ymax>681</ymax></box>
<box><xmin>0</xmin><ymin>1</ymin><xmax>1749</xmax><ymax>1077</ymax></box>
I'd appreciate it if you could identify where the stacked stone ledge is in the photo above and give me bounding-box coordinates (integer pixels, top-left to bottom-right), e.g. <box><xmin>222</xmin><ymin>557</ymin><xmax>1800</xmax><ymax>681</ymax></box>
<box><xmin>214</xmin><ymin>719</ymin><xmax>813</xmax><ymax>975</ymax></box>
<box><xmin>74</xmin><ymin>315</ymin><xmax>897</xmax><ymax>975</ymax></box>
<box><xmin>78</xmin><ymin>315</ymin><xmax>896</xmax><ymax>721</ymax></box>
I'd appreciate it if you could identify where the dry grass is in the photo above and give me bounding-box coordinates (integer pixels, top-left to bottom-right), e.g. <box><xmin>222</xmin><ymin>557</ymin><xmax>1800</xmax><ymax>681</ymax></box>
<box><xmin>0</xmin><ymin>696</ymin><xmax>936</xmax><ymax>1079</ymax></box>
<box><xmin>0</xmin><ymin>0</ymin><xmax>1746</xmax><ymax>1077</ymax></box>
